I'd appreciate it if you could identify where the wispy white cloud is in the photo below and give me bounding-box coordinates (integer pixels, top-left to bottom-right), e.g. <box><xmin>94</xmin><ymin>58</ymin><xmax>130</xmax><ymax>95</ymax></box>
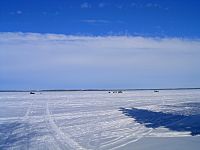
<box><xmin>10</xmin><ymin>10</ymin><xmax>23</xmax><ymax>15</ymax></box>
<box><xmin>42</xmin><ymin>11</ymin><xmax>47</xmax><ymax>15</ymax></box>
<box><xmin>145</xmin><ymin>3</ymin><xmax>161</xmax><ymax>9</ymax></box>
<box><xmin>130</xmin><ymin>2</ymin><xmax>168</xmax><ymax>10</ymax></box>
<box><xmin>81</xmin><ymin>19</ymin><xmax>110</xmax><ymax>24</ymax></box>
<box><xmin>1</xmin><ymin>32</ymin><xmax>200</xmax><ymax>89</ymax></box>
<box><xmin>81</xmin><ymin>2</ymin><xmax>91</xmax><ymax>8</ymax></box>
<box><xmin>81</xmin><ymin>19</ymin><xmax>125</xmax><ymax>25</ymax></box>
<box><xmin>16</xmin><ymin>10</ymin><xmax>22</xmax><ymax>14</ymax></box>
<box><xmin>98</xmin><ymin>2</ymin><xmax>106</xmax><ymax>8</ymax></box>
<box><xmin>131</xmin><ymin>2</ymin><xmax>136</xmax><ymax>7</ymax></box>
<box><xmin>116</xmin><ymin>4</ymin><xmax>124</xmax><ymax>9</ymax></box>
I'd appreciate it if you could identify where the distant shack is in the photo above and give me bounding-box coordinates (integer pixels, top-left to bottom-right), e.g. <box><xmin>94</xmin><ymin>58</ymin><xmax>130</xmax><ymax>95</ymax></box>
<box><xmin>108</xmin><ymin>91</ymin><xmax>123</xmax><ymax>94</ymax></box>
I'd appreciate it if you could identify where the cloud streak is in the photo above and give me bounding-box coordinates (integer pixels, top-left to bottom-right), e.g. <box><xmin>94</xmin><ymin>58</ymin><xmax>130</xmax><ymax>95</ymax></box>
<box><xmin>98</xmin><ymin>2</ymin><xmax>106</xmax><ymax>8</ymax></box>
<box><xmin>80</xmin><ymin>2</ymin><xmax>91</xmax><ymax>8</ymax></box>
<box><xmin>1</xmin><ymin>32</ymin><xmax>200</xmax><ymax>89</ymax></box>
<box><xmin>81</xmin><ymin>19</ymin><xmax>110</xmax><ymax>24</ymax></box>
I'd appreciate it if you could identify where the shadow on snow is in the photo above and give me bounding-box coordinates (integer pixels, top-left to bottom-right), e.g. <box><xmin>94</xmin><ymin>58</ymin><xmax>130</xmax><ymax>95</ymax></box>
<box><xmin>119</xmin><ymin>102</ymin><xmax>200</xmax><ymax>136</ymax></box>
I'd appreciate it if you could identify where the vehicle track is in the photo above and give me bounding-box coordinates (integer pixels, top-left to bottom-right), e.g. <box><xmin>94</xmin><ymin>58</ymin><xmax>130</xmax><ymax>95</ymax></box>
<box><xmin>23</xmin><ymin>102</ymin><xmax>33</xmax><ymax>150</ymax></box>
<box><xmin>45</xmin><ymin>102</ymin><xmax>86</xmax><ymax>150</ymax></box>
<box><xmin>1</xmin><ymin>102</ymin><xmax>33</xmax><ymax>150</ymax></box>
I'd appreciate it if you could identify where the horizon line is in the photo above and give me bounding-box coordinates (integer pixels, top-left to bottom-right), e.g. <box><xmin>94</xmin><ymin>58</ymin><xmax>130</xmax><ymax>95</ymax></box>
<box><xmin>1</xmin><ymin>87</ymin><xmax>200</xmax><ymax>92</ymax></box>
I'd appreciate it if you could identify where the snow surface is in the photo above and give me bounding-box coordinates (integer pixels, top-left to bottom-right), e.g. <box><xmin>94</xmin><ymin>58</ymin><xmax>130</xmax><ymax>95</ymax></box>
<box><xmin>0</xmin><ymin>90</ymin><xmax>200</xmax><ymax>150</ymax></box>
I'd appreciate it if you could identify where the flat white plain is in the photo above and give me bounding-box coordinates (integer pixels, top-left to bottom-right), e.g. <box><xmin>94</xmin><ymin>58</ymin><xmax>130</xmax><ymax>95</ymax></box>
<box><xmin>0</xmin><ymin>90</ymin><xmax>200</xmax><ymax>150</ymax></box>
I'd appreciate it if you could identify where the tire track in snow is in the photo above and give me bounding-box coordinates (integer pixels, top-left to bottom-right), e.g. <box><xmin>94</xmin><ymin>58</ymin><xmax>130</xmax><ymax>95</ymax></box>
<box><xmin>109</xmin><ymin>129</ymin><xmax>153</xmax><ymax>150</ymax></box>
<box><xmin>23</xmin><ymin>102</ymin><xmax>33</xmax><ymax>120</ymax></box>
<box><xmin>109</xmin><ymin>102</ymin><xmax>189</xmax><ymax>150</ymax></box>
<box><xmin>99</xmin><ymin>126</ymin><xmax>153</xmax><ymax>150</ymax></box>
<box><xmin>45</xmin><ymin>102</ymin><xmax>86</xmax><ymax>150</ymax></box>
<box><xmin>1</xmin><ymin>102</ymin><xmax>33</xmax><ymax>149</ymax></box>
<box><xmin>23</xmin><ymin>102</ymin><xmax>33</xmax><ymax>150</ymax></box>
<box><xmin>102</xmin><ymin>103</ymin><xmax>167</xmax><ymax>150</ymax></box>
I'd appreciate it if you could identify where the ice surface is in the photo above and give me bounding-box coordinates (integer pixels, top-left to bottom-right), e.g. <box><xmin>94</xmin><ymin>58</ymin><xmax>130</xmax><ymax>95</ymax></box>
<box><xmin>0</xmin><ymin>90</ymin><xmax>200</xmax><ymax>150</ymax></box>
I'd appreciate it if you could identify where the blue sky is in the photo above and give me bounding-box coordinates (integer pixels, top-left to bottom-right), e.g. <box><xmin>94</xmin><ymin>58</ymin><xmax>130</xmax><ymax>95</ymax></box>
<box><xmin>0</xmin><ymin>0</ymin><xmax>200</xmax><ymax>90</ymax></box>
<box><xmin>1</xmin><ymin>0</ymin><xmax>200</xmax><ymax>37</ymax></box>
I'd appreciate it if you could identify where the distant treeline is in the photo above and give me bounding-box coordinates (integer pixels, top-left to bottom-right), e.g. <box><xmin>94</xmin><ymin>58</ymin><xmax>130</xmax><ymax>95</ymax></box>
<box><xmin>1</xmin><ymin>88</ymin><xmax>200</xmax><ymax>92</ymax></box>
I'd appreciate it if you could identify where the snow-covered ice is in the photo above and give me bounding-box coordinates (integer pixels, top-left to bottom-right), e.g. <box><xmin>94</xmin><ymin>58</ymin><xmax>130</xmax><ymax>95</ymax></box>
<box><xmin>0</xmin><ymin>90</ymin><xmax>200</xmax><ymax>150</ymax></box>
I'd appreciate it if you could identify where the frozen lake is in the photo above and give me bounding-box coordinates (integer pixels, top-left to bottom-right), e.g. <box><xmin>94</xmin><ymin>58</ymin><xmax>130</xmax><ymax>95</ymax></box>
<box><xmin>0</xmin><ymin>90</ymin><xmax>200</xmax><ymax>150</ymax></box>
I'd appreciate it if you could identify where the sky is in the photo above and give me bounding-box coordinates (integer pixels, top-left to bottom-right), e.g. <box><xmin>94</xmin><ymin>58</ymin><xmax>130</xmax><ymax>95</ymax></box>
<box><xmin>0</xmin><ymin>0</ymin><xmax>200</xmax><ymax>90</ymax></box>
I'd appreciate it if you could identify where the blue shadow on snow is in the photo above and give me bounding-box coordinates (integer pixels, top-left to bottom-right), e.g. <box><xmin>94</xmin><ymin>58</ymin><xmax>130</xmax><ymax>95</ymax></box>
<box><xmin>119</xmin><ymin>102</ymin><xmax>200</xmax><ymax>136</ymax></box>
